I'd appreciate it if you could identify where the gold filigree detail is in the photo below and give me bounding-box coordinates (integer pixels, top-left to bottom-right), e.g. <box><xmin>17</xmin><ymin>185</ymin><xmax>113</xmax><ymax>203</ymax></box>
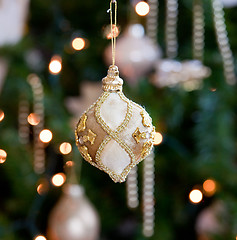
<box><xmin>132</xmin><ymin>127</ymin><xmax>147</xmax><ymax>143</ymax></box>
<box><xmin>82</xmin><ymin>129</ymin><xmax>97</xmax><ymax>145</ymax></box>
<box><xmin>79</xmin><ymin>145</ymin><xmax>92</xmax><ymax>162</ymax></box>
<box><xmin>140</xmin><ymin>111</ymin><xmax>151</xmax><ymax>127</ymax></box>
<box><xmin>77</xmin><ymin>114</ymin><xmax>87</xmax><ymax>132</ymax></box>
<box><xmin>141</xmin><ymin>141</ymin><xmax>153</xmax><ymax>159</ymax></box>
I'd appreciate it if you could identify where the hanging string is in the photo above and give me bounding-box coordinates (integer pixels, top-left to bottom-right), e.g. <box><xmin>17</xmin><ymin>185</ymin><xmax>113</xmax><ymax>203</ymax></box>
<box><xmin>109</xmin><ymin>0</ymin><xmax>117</xmax><ymax>66</ymax></box>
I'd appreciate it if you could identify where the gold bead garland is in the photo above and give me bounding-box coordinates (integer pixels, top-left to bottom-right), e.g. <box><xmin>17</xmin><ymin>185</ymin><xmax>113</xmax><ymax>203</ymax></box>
<box><xmin>193</xmin><ymin>0</ymin><xmax>205</xmax><ymax>61</ymax></box>
<box><xmin>212</xmin><ymin>0</ymin><xmax>236</xmax><ymax>85</ymax></box>
<box><xmin>165</xmin><ymin>0</ymin><xmax>178</xmax><ymax>58</ymax></box>
<box><xmin>27</xmin><ymin>74</ymin><xmax>45</xmax><ymax>174</ymax></box>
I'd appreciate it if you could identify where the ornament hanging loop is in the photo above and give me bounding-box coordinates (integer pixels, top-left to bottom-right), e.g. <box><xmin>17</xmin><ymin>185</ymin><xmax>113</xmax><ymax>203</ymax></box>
<box><xmin>110</xmin><ymin>0</ymin><xmax>117</xmax><ymax>66</ymax></box>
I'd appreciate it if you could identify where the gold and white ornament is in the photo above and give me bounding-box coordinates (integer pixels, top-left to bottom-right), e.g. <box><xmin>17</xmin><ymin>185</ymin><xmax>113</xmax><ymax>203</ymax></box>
<box><xmin>75</xmin><ymin>0</ymin><xmax>155</xmax><ymax>183</ymax></box>
<box><xmin>75</xmin><ymin>65</ymin><xmax>155</xmax><ymax>183</ymax></box>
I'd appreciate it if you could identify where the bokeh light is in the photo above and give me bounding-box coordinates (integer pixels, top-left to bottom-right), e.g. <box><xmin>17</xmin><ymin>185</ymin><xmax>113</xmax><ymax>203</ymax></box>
<box><xmin>39</xmin><ymin>129</ymin><xmax>53</xmax><ymax>143</ymax></box>
<box><xmin>0</xmin><ymin>149</ymin><xmax>7</xmax><ymax>164</ymax></box>
<box><xmin>59</xmin><ymin>142</ymin><xmax>72</xmax><ymax>155</ymax></box>
<box><xmin>52</xmin><ymin>173</ymin><xmax>66</xmax><ymax>187</ymax></box>
<box><xmin>203</xmin><ymin>179</ymin><xmax>217</xmax><ymax>196</ymax></box>
<box><xmin>72</xmin><ymin>37</ymin><xmax>85</xmax><ymax>50</ymax></box>
<box><xmin>153</xmin><ymin>132</ymin><xmax>163</xmax><ymax>145</ymax></box>
<box><xmin>37</xmin><ymin>179</ymin><xmax>49</xmax><ymax>195</ymax></box>
<box><xmin>49</xmin><ymin>55</ymin><xmax>62</xmax><ymax>74</ymax></box>
<box><xmin>28</xmin><ymin>113</ymin><xmax>40</xmax><ymax>126</ymax></box>
<box><xmin>189</xmin><ymin>189</ymin><xmax>203</xmax><ymax>204</ymax></box>
<box><xmin>34</xmin><ymin>236</ymin><xmax>47</xmax><ymax>240</ymax></box>
<box><xmin>0</xmin><ymin>110</ymin><xmax>4</xmax><ymax>122</ymax></box>
<box><xmin>106</xmin><ymin>25</ymin><xmax>120</xmax><ymax>39</ymax></box>
<box><xmin>66</xmin><ymin>161</ymin><xmax>74</xmax><ymax>167</ymax></box>
<box><xmin>135</xmin><ymin>1</ymin><xmax>150</xmax><ymax>16</ymax></box>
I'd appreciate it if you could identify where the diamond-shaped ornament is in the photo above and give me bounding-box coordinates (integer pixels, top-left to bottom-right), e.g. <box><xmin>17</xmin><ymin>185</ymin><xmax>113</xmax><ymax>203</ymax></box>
<box><xmin>75</xmin><ymin>65</ymin><xmax>155</xmax><ymax>183</ymax></box>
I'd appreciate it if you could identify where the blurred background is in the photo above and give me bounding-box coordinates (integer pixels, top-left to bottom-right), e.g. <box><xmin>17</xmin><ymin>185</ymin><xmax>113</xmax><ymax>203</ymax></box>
<box><xmin>0</xmin><ymin>0</ymin><xmax>237</xmax><ymax>239</ymax></box>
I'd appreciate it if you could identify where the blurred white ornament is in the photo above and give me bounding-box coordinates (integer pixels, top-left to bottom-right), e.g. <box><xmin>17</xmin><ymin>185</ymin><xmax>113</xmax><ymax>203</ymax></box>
<box><xmin>0</xmin><ymin>0</ymin><xmax>29</xmax><ymax>46</ymax></box>
<box><xmin>104</xmin><ymin>24</ymin><xmax>161</xmax><ymax>84</ymax></box>
<box><xmin>0</xmin><ymin>58</ymin><xmax>8</xmax><ymax>94</ymax></box>
<box><xmin>151</xmin><ymin>59</ymin><xmax>211</xmax><ymax>91</ymax></box>
<box><xmin>195</xmin><ymin>201</ymin><xmax>228</xmax><ymax>239</ymax></box>
<box><xmin>48</xmin><ymin>184</ymin><xmax>100</xmax><ymax>240</ymax></box>
<box><xmin>221</xmin><ymin>0</ymin><xmax>237</xmax><ymax>7</ymax></box>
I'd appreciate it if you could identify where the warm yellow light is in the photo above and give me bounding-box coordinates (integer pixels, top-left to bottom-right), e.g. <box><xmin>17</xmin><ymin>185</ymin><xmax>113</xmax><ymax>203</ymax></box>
<box><xmin>49</xmin><ymin>56</ymin><xmax>62</xmax><ymax>74</ymax></box>
<box><xmin>106</xmin><ymin>25</ymin><xmax>120</xmax><ymax>39</ymax></box>
<box><xmin>153</xmin><ymin>132</ymin><xmax>163</xmax><ymax>145</ymax></box>
<box><xmin>210</xmin><ymin>88</ymin><xmax>217</xmax><ymax>92</ymax></box>
<box><xmin>0</xmin><ymin>149</ymin><xmax>7</xmax><ymax>164</ymax></box>
<box><xmin>72</xmin><ymin>38</ymin><xmax>85</xmax><ymax>51</ymax></box>
<box><xmin>66</xmin><ymin>160</ymin><xmax>74</xmax><ymax>167</ymax></box>
<box><xmin>34</xmin><ymin>236</ymin><xmax>47</xmax><ymax>240</ymax></box>
<box><xmin>203</xmin><ymin>179</ymin><xmax>216</xmax><ymax>196</ymax></box>
<box><xmin>0</xmin><ymin>110</ymin><xmax>4</xmax><ymax>122</ymax></box>
<box><xmin>59</xmin><ymin>142</ymin><xmax>72</xmax><ymax>155</ymax></box>
<box><xmin>39</xmin><ymin>129</ymin><xmax>53</xmax><ymax>143</ymax></box>
<box><xmin>28</xmin><ymin>113</ymin><xmax>40</xmax><ymax>126</ymax></box>
<box><xmin>52</xmin><ymin>173</ymin><xmax>66</xmax><ymax>187</ymax></box>
<box><xmin>135</xmin><ymin>1</ymin><xmax>150</xmax><ymax>16</ymax></box>
<box><xmin>37</xmin><ymin>180</ymin><xmax>49</xmax><ymax>195</ymax></box>
<box><xmin>189</xmin><ymin>189</ymin><xmax>203</xmax><ymax>204</ymax></box>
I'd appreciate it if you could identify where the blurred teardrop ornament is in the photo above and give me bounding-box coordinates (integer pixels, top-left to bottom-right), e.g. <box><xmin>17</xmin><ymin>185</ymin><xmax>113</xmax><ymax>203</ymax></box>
<box><xmin>195</xmin><ymin>201</ymin><xmax>228</xmax><ymax>239</ymax></box>
<box><xmin>75</xmin><ymin>65</ymin><xmax>155</xmax><ymax>183</ymax></box>
<box><xmin>0</xmin><ymin>0</ymin><xmax>29</xmax><ymax>46</ymax></box>
<box><xmin>221</xmin><ymin>0</ymin><xmax>237</xmax><ymax>7</ymax></box>
<box><xmin>151</xmin><ymin>59</ymin><xmax>211</xmax><ymax>91</ymax></box>
<box><xmin>104</xmin><ymin>24</ymin><xmax>161</xmax><ymax>84</ymax></box>
<box><xmin>47</xmin><ymin>184</ymin><xmax>100</xmax><ymax>240</ymax></box>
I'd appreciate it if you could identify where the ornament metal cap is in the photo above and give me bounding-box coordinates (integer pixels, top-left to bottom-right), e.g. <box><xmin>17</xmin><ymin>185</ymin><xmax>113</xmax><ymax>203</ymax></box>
<box><xmin>102</xmin><ymin>65</ymin><xmax>123</xmax><ymax>92</ymax></box>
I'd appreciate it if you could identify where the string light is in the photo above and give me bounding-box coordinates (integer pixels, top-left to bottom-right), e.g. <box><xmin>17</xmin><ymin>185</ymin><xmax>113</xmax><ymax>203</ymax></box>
<box><xmin>189</xmin><ymin>189</ymin><xmax>203</xmax><ymax>204</ymax></box>
<box><xmin>39</xmin><ymin>129</ymin><xmax>53</xmax><ymax>143</ymax></box>
<box><xmin>203</xmin><ymin>179</ymin><xmax>217</xmax><ymax>196</ymax></box>
<box><xmin>59</xmin><ymin>142</ymin><xmax>72</xmax><ymax>155</ymax></box>
<box><xmin>0</xmin><ymin>149</ymin><xmax>7</xmax><ymax>164</ymax></box>
<box><xmin>135</xmin><ymin>1</ymin><xmax>150</xmax><ymax>16</ymax></box>
<box><xmin>0</xmin><ymin>109</ymin><xmax>4</xmax><ymax>122</ymax></box>
<box><xmin>34</xmin><ymin>236</ymin><xmax>47</xmax><ymax>240</ymax></box>
<box><xmin>153</xmin><ymin>132</ymin><xmax>163</xmax><ymax>145</ymax></box>
<box><xmin>72</xmin><ymin>37</ymin><xmax>86</xmax><ymax>51</ymax></box>
<box><xmin>52</xmin><ymin>173</ymin><xmax>66</xmax><ymax>187</ymax></box>
<box><xmin>27</xmin><ymin>113</ymin><xmax>40</xmax><ymax>126</ymax></box>
<box><xmin>49</xmin><ymin>55</ymin><xmax>62</xmax><ymax>75</ymax></box>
